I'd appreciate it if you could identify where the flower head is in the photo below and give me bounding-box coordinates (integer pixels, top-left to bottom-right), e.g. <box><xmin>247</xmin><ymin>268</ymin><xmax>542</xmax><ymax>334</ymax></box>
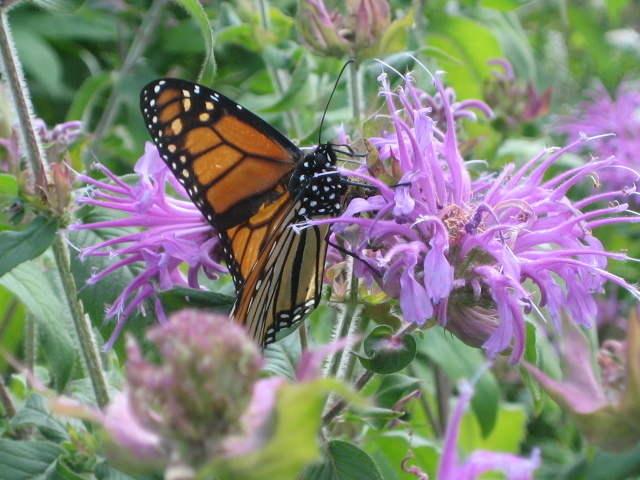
<box><xmin>125</xmin><ymin>309</ymin><xmax>262</xmax><ymax>465</ymax></box>
<box><xmin>296</xmin><ymin>0</ymin><xmax>408</xmax><ymax>61</ymax></box>
<box><xmin>484</xmin><ymin>58</ymin><xmax>551</xmax><ymax>133</ymax></box>
<box><xmin>0</xmin><ymin>118</ymin><xmax>82</xmax><ymax>173</ymax></box>
<box><xmin>70</xmin><ymin>143</ymin><xmax>226</xmax><ymax>348</ymax></box>
<box><xmin>557</xmin><ymin>79</ymin><xmax>640</xmax><ymax>189</ymax></box>
<box><xmin>325</xmin><ymin>69</ymin><xmax>640</xmax><ymax>362</ymax></box>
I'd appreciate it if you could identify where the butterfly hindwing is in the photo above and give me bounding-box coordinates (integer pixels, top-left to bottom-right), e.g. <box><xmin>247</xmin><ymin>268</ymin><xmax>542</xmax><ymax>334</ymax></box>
<box><xmin>140</xmin><ymin>78</ymin><xmax>345</xmax><ymax>347</ymax></box>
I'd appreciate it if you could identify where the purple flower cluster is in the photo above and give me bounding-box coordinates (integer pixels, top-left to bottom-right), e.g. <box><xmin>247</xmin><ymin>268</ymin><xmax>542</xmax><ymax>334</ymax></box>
<box><xmin>323</xmin><ymin>70</ymin><xmax>640</xmax><ymax>362</ymax></box>
<box><xmin>0</xmin><ymin>119</ymin><xmax>82</xmax><ymax>171</ymax></box>
<box><xmin>70</xmin><ymin>143</ymin><xmax>225</xmax><ymax>348</ymax></box>
<box><xmin>558</xmin><ymin>80</ymin><xmax>640</xmax><ymax>189</ymax></box>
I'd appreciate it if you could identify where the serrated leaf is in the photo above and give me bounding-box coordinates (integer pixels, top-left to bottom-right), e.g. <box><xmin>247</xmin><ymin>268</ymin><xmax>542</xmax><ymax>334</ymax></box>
<box><xmin>0</xmin><ymin>439</ymin><xmax>63</xmax><ymax>480</ymax></box>
<box><xmin>0</xmin><ymin>262</ymin><xmax>76</xmax><ymax>391</ymax></box>
<box><xmin>358</xmin><ymin>325</ymin><xmax>416</xmax><ymax>374</ymax></box>
<box><xmin>303</xmin><ymin>440</ymin><xmax>384</xmax><ymax>480</ymax></box>
<box><xmin>11</xmin><ymin>394</ymin><xmax>70</xmax><ymax>443</ymax></box>
<box><xmin>263</xmin><ymin>332</ymin><xmax>303</xmax><ymax>381</ymax></box>
<box><xmin>0</xmin><ymin>216</ymin><xmax>58</xmax><ymax>278</ymax></box>
<box><xmin>30</xmin><ymin>0</ymin><xmax>84</xmax><ymax>13</ymax></box>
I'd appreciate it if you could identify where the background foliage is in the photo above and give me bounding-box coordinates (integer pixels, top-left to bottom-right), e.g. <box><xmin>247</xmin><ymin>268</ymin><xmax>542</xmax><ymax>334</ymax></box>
<box><xmin>2</xmin><ymin>0</ymin><xmax>640</xmax><ymax>479</ymax></box>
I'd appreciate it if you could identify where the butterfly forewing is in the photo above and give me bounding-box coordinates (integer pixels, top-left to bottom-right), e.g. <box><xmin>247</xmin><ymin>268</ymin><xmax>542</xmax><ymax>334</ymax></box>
<box><xmin>140</xmin><ymin>78</ymin><xmax>344</xmax><ymax>347</ymax></box>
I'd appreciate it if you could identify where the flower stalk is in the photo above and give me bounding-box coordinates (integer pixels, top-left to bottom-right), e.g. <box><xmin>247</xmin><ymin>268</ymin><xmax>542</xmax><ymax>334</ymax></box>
<box><xmin>0</xmin><ymin>11</ymin><xmax>47</xmax><ymax>184</ymax></box>
<box><xmin>0</xmin><ymin>9</ymin><xmax>109</xmax><ymax>407</ymax></box>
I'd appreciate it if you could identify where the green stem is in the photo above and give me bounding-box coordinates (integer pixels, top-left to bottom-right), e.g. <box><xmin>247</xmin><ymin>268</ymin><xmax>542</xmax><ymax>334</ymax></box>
<box><xmin>93</xmin><ymin>0</ymin><xmax>169</xmax><ymax>141</ymax></box>
<box><xmin>0</xmin><ymin>374</ymin><xmax>15</xmax><ymax>418</ymax></box>
<box><xmin>322</xmin><ymin>368</ymin><xmax>373</xmax><ymax>425</ymax></box>
<box><xmin>52</xmin><ymin>234</ymin><xmax>110</xmax><ymax>408</ymax></box>
<box><xmin>0</xmin><ymin>8</ymin><xmax>110</xmax><ymax>408</ymax></box>
<box><xmin>407</xmin><ymin>364</ymin><xmax>444</xmax><ymax>438</ymax></box>
<box><xmin>24</xmin><ymin>313</ymin><xmax>36</xmax><ymax>375</ymax></box>
<box><xmin>348</xmin><ymin>60</ymin><xmax>364</xmax><ymax>129</ymax></box>
<box><xmin>434</xmin><ymin>364</ymin><xmax>450</xmax><ymax>434</ymax></box>
<box><xmin>0</xmin><ymin>11</ymin><xmax>48</xmax><ymax>184</ymax></box>
<box><xmin>323</xmin><ymin>257</ymin><xmax>361</xmax><ymax>379</ymax></box>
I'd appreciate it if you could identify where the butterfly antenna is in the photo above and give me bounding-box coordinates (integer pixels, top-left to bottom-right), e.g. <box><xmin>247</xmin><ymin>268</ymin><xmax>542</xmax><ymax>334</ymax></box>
<box><xmin>318</xmin><ymin>59</ymin><xmax>355</xmax><ymax>145</ymax></box>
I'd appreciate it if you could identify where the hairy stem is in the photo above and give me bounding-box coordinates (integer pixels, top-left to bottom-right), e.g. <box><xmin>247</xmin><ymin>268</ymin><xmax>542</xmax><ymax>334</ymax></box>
<box><xmin>52</xmin><ymin>235</ymin><xmax>110</xmax><ymax>407</ymax></box>
<box><xmin>0</xmin><ymin>11</ymin><xmax>48</xmax><ymax>184</ymax></box>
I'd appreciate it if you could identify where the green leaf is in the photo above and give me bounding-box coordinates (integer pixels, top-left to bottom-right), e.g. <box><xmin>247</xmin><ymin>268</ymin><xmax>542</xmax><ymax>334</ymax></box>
<box><xmin>263</xmin><ymin>332</ymin><xmax>303</xmax><ymax>381</ymax></box>
<box><xmin>426</xmin><ymin>15</ymin><xmax>503</xmax><ymax>100</ymax></box>
<box><xmin>481</xmin><ymin>0</ymin><xmax>520</xmax><ymax>11</ymax></box>
<box><xmin>0</xmin><ymin>216</ymin><xmax>58</xmax><ymax>278</ymax></box>
<box><xmin>582</xmin><ymin>443</ymin><xmax>640</xmax><ymax>480</ymax></box>
<box><xmin>94</xmin><ymin>463</ymin><xmax>142</xmax><ymax>480</ymax></box>
<box><xmin>358</xmin><ymin>326</ymin><xmax>417</xmax><ymax>374</ymax></box>
<box><xmin>66</xmin><ymin>73</ymin><xmax>113</xmax><ymax>123</ymax></box>
<box><xmin>29</xmin><ymin>0</ymin><xmax>84</xmax><ymax>13</ymax></box>
<box><xmin>366</xmin><ymin>431</ymin><xmax>438</xmax><ymax>480</ymax></box>
<box><xmin>458</xmin><ymin>402</ymin><xmax>528</xmax><ymax>454</ymax></box>
<box><xmin>12</xmin><ymin>10</ymin><xmax>118</xmax><ymax>42</ymax></box>
<box><xmin>418</xmin><ymin>330</ymin><xmax>499</xmax><ymax>437</ymax></box>
<box><xmin>0</xmin><ymin>174</ymin><xmax>18</xmax><ymax>197</ymax></box>
<box><xmin>0</xmin><ymin>262</ymin><xmax>76</xmax><ymax>391</ymax></box>
<box><xmin>260</xmin><ymin>56</ymin><xmax>319</xmax><ymax>112</ymax></box>
<box><xmin>0</xmin><ymin>438</ymin><xmax>63</xmax><ymax>480</ymax></box>
<box><xmin>345</xmin><ymin>406</ymin><xmax>401</xmax><ymax>431</ymax></box>
<box><xmin>171</xmin><ymin>0</ymin><xmax>216</xmax><ymax>84</ymax></box>
<box><xmin>11</xmin><ymin>394</ymin><xmax>70</xmax><ymax>443</ymax></box>
<box><xmin>67</xmin><ymin>208</ymin><xmax>145</xmax><ymax>337</ymax></box>
<box><xmin>520</xmin><ymin>320</ymin><xmax>542</xmax><ymax>414</ymax></box>
<box><xmin>159</xmin><ymin>285</ymin><xmax>234</xmax><ymax>311</ymax></box>
<box><xmin>303</xmin><ymin>440</ymin><xmax>384</xmax><ymax>480</ymax></box>
<box><xmin>373</xmin><ymin>374</ymin><xmax>423</xmax><ymax>409</ymax></box>
<box><xmin>0</xmin><ymin>283</ymin><xmax>26</xmax><ymax>371</ymax></box>
<box><xmin>12</xmin><ymin>28</ymin><xmax>64</xmax><ymax>97</ymax></box>
<box><xmin>207</xmin><ymin>379</ymin><xmax>360</xmax><ymax>480</ymax></box>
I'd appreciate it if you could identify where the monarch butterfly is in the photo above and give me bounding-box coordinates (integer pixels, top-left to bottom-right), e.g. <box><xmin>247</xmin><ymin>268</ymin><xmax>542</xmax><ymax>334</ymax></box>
<box><xmin>140</xmin><ymin>78</ymin><xmax>346</xmax><ymax>347</ymax></box>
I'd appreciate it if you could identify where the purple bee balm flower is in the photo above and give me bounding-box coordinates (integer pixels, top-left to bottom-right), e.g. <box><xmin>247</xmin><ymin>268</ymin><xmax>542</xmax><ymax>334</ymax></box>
<box><xmin>70</xmin><ymin>143</ymin><xmax>226</xmax><ymax>348</ymax></box>
<box><xmin>322</xmin><ymin>70</ymin><xmax>640</xmax><ymax>362</ymax></box>
<box><xmin>0</xmin><ymin>118</ymin><xmax>82</xmax><ymax>173</ymax></box>
<box><xmin>437</xmin><ymin>379</ymin><xmax>540</xmax><ymax>480</ymax></box>
<box><xmin>557</xmin><ymin>80</ymin><xmax>640</xmax><ymax>189</ymax></box>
